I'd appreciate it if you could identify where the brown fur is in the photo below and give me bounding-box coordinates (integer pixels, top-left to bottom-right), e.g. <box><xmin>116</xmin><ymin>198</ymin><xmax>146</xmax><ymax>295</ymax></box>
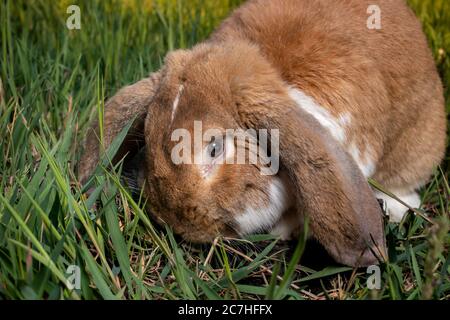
<box><xmin>79</xmin><ymin>0</ymin><xmax>446</xmax><ymax>266</ymax></box>
<box><xmin>210</xmin><ymin>0</ymin><xmax>446</xmax><ymax>191</ymax></box>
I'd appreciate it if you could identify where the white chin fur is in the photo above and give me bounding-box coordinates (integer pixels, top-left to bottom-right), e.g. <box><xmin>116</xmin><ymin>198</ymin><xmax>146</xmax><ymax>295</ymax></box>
<box><xmin>375</xmin><ymin>190</ymin><xmax>421</xmax><ymax>223</ymax></box>
<box><xmin>234</xmin><ymin>178</ymin><xmax>288</xmax><ymax>235</ymax></box>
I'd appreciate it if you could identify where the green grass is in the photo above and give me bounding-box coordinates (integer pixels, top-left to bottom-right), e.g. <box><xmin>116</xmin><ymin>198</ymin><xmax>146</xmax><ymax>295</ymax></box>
<box><xmin>0</xmin><ymin>0</ymin><xmax>449</xmax><ymax>300</ymax></box>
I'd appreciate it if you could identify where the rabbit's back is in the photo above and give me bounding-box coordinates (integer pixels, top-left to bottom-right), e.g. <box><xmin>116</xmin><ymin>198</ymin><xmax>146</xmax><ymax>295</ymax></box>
<box><xmin>211</xmin><ymin>0</ymin><xmax>447</xmax><ymax>192</ymax></box>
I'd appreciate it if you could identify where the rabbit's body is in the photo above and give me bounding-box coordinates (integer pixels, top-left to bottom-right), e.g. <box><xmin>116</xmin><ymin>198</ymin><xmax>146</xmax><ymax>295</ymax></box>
<box><xmin>80</xmin><ymin>0</ymin><xmax>447</xmax><ymax>266</ymax></box>
<box><xmin>210</xmin><ymin>0</ymin><xmax>446</xmax><ymax>223</ymax></box>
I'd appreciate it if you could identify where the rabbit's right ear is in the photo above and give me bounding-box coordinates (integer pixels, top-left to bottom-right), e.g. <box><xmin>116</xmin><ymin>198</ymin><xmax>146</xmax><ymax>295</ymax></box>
<box><xmin>238</xmin><ymin>95</ymin><xmax>387</xmax><ymax>266</ymax></box>
<box><xmin>78</xmin><ymin>72</ymin><xmax>161</xmax><ymax>185</ymax></box>
<box><xmin>236</xmin><ymin>92</ymin><xmax>387</xmax><ymax>266</ymax></box>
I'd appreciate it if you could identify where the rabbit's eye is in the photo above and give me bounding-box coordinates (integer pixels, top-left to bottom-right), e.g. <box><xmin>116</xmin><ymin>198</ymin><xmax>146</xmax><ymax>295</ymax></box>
<box><xmin>206</xmin><ymin>136</ymin><xmax>224</xmax><ymax>159</ymax></box>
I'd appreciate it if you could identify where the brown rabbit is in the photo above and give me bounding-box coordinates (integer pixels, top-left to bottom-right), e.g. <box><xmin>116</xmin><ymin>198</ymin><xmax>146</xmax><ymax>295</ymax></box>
<box><xmin>79</xmin><ymin>0</ymin><xmax>447</xmax><ymax>267</ymax></box>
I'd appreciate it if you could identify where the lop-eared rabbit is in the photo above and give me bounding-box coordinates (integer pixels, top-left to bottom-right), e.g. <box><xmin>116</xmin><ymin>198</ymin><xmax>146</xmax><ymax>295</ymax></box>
<box><xmin>79</xmin><ymin>0</ymin><xmax>447</xmax><ymax>266</ymax></box>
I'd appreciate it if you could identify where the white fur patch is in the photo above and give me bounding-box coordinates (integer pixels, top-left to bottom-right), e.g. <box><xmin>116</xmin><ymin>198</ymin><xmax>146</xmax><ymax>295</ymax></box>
<box><xmin>349</xmin><ymin>142</ymin><xmax>376</xmax><ymax>178</ymax></box>
<box><xmin>288</xmin><ymin>88</ymin><xmax>350</xmax><ymax>144</ymax></box>
<box><xmin>375</xmin><ymin>190</ymin><xmax>421</xmax><ymax>223</ymax></box>
<box><xmin>288</xmin><ymin>87</ymin><xmax>378</xmax><ymax>178</ymax></box>
<box><xmin>271</xmin><ymin>219</ymin><xmax>295</xmax><ymax>240</ymax></box>
<box><xmin>171</xmin><ymin>84</ymin><xmax>184</xmax><ymax>123</ymax></box>
<box><xmin>235</xmin><ymin>178</ymin><xmax>288</xmax><ymax>235</ymax></box>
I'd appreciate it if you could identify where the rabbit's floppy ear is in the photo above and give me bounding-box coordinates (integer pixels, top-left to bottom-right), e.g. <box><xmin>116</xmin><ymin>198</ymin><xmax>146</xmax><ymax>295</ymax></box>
<box><xmin>221</xmin><ymin>43</ymin><xmax>387</xmax><ymax>265</ymax></box>
<box><xmin>237</xmin><ymin>91</ymin><xmax>386</xmax><ymax>266</ymax></box>
<box><xmin>78</xmin><ymin>72</ymin><xmax>161</xmax><ymax>185</ymax></box>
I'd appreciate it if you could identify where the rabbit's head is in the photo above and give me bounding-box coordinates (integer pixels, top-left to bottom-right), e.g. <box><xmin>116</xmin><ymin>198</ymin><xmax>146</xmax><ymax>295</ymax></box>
<box><xmin>79</xmin><ymin>41</ymin><xmax>386</xmax><ymax>266</ymax></box>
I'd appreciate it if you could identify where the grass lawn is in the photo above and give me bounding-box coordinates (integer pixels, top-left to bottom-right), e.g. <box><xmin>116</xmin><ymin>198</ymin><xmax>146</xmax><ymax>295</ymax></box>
<box><xmin>0</xmin><ymin>0</ymin><xmax>448</xmax><ymax>300</ymax></box>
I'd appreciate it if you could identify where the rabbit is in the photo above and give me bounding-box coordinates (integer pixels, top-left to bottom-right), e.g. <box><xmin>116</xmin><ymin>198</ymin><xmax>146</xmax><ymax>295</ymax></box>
<box><xmin>79</xmin><ymin>0</ymin><xmax>447</xmax><ymax>267</ymax></box>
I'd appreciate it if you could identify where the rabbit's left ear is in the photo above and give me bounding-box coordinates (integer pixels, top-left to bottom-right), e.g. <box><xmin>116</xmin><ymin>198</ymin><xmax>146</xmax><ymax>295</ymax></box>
<box><xmin>236</xmin><ymin>92</ymin><xmax>386</xmax><ymax>267</ymax></box>
<box><xmin>78</xmin><ymin>72</ymin><xmax>161</xmax><ymax>185</ymax></box>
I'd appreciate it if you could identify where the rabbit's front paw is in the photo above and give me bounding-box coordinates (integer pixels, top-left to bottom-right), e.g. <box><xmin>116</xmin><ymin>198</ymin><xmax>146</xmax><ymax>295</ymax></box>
<box><xmin>376</xmin><ymin>191</ymin><xmax>421</xmax><ymax>223</ymax></box>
